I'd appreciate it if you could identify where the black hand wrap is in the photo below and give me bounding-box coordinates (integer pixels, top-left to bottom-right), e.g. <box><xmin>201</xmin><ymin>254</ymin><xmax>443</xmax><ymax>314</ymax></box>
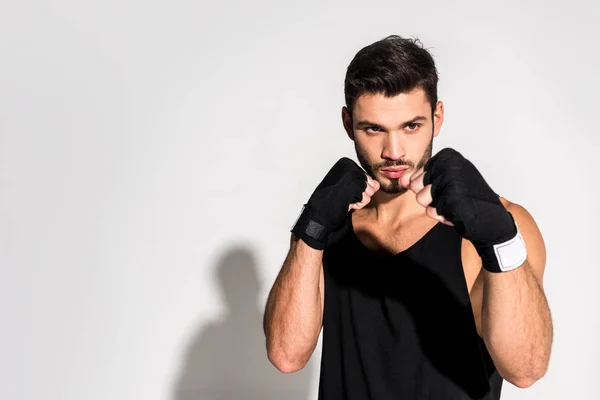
<box><xmin>291</xmin><ymin>158</ymin><xmax>367</xmax><ymax>250</ymax></box>
<box><xmin>423</xmin><ymin>148</ymin><xmax>527</xmax><ymax>273</ymax></box>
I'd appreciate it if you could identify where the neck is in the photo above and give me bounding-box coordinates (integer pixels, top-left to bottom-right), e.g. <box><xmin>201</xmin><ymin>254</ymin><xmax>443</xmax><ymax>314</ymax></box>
<box><xmin>367</xmin><ymin>188</ymin><xmax>426</xmax><ymax>226</ymax></box>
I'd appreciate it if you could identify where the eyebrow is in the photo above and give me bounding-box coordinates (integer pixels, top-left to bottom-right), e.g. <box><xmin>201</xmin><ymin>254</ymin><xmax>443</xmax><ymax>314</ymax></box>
<box><xmin>355</xmin><ymin>116</ymin><xmax>428</xmax><ymax>129</ymax></box>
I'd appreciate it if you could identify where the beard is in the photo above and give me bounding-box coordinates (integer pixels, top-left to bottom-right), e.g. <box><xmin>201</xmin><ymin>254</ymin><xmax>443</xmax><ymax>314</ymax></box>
<box><xmin>354</xmin><ymin>136</ymin><xmax>433</xmax><ymax>195</ymax></box>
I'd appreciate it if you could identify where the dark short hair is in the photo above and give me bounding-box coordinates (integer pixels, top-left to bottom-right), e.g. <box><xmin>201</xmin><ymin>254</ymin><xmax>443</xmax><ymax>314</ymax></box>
<box><xmin>344</xmin><ymin>35</ymin><xmax>439</xmax><ymax>115</ymax></box>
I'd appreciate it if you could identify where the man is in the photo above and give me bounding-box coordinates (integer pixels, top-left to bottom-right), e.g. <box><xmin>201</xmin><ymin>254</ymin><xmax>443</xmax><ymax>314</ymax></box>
<box><xmin>263</xmin><ymin>35</ymin><xmax>553</xmax><ymax>399</ymax></box>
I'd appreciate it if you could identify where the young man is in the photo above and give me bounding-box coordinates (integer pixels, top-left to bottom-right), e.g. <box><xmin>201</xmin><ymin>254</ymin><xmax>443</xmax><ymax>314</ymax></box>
<box><xmin>263</xmin><ymin>35</ymin><xmax>553</xmax><ymax>399</ymax></box>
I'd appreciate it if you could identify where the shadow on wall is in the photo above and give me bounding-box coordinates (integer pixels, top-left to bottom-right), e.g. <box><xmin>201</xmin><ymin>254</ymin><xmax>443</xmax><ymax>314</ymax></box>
<box><xmin>172</xmin><ymin>245</ymin><xmax>314</xmax><ymax>400</ymax></box>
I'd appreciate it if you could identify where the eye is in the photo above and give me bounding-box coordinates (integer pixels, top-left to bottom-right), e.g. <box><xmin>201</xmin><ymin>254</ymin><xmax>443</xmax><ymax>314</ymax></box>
<box><xmin>406</xmin><ymin>123</ymin><xmax>422</xmax><ymax>132</ymax></box>
<box><xmin>365</xmin><ymin>126</ymin><xmax>381</xmax><ymax>134</ymax></box>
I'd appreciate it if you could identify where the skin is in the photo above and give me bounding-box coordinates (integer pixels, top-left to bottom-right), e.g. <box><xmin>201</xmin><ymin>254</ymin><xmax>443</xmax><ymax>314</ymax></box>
<box><xmin>264</xmin><ymin>87</ymin><xmax>553</xmax><ymax>389</ymax></box>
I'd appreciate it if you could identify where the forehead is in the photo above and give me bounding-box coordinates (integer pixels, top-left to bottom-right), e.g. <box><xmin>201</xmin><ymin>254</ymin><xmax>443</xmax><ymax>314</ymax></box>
<box><xmin>353</xmin><ymin>87</ymin><xmax>431</xmax><ymax>122</ymax></box>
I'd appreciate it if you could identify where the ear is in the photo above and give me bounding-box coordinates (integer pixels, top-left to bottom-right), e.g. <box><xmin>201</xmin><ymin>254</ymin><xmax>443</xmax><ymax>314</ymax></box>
<box><xmin>341</xmin><ymin>106</ymin><xmax>354</xmax><ymax>140</ymax></box>
<box><xmin>433</xmin><ymin>101</ymin><xmax>444</xmax><ymax>138</ymax></box>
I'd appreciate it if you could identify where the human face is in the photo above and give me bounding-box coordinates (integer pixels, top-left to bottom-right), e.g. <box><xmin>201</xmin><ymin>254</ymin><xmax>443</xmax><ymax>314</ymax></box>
<box><xmin>342</xmin><ymin>88</ymin><xmax>444</xmax><ymax>194</ymax></box>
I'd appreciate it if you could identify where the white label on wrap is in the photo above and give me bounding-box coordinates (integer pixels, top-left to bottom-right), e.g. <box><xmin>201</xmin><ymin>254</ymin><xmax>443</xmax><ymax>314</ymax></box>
<box><xmin>493</xmin><ymin>224</ymin><xmax>528</xmax><ymax>272</ymax></box>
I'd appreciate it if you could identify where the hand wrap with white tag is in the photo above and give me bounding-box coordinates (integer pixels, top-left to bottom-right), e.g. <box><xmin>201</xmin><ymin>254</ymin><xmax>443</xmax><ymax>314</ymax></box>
<box><xmin>291</xmin><ymin>157</ymin><xmax>367</xmax><ymax>250</ymax></box>
<box><xmin>423</xmin><ymin>148</ymin><xmax>527</xmax><ymax>273</ymax></box>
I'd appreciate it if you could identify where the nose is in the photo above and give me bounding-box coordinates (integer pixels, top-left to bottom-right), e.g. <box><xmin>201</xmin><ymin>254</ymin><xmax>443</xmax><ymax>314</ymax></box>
<box><xmin>381</xmin><ymin>132</ymin><xmax>406</xmax><ymax>161</ymax></box>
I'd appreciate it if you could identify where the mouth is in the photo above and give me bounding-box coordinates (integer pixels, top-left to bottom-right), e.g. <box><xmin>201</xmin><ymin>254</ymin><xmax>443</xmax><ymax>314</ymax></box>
<box><xmin>379</xmin><ymin>167</ymin><xmax>409</xmax><ymax>179</ymax></box>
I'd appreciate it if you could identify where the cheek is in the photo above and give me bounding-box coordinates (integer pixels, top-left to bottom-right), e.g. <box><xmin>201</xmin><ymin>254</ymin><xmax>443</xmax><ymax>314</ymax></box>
<box><xmin>354</xmin><ymin>136</ymin><xmax>368</xmax><ymax>152</ymax></box>
<box><xmin>401</xmin><ymin>135</ymin><xmax>430</xmax><ymax>162</ymax></box>
<box><xmin>356</xmin><ymin>135</ymin><xmax>382</xmax><ymax>155</ymax></box>
<box><xmin>413</xmin><ymin>130</ymin><xmax>433</xmax><ymax>149</ymax></box>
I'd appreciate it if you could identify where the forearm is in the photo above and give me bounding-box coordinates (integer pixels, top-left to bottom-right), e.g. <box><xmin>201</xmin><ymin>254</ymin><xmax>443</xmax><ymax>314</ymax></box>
<box><xmin>264</xmin><ymin>237</ymin><xmax>324</xmax><ymax>372</ymax></box>
<box><xmin>482</xmin><ymin>261</ymin><xmax>553</xmax><ymax>387</ymax></box>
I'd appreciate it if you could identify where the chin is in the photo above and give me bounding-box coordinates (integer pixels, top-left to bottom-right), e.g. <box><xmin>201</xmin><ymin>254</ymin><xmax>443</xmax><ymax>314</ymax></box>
<box><xmin>379</xmin><ymin>182</ymin><xmax>408</xmax><ymax>195</ymax></box>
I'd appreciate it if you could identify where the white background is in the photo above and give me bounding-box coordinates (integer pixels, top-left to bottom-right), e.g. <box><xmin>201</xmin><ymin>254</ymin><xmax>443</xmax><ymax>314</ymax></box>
<box><xmin>1</xmin><ymin>1</ymin><xmax>598</xmax><ymax>399</ymax></box>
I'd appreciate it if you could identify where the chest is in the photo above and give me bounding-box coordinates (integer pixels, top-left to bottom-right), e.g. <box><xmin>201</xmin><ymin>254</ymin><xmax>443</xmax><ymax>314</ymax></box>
<box><xmin>352</xmin><ymin>214</ymin><xmax>436</xmax><ymax>255</ymax></box>
<box><xmin>349</xmin><ymin>214</ymin><xmax>485</xmax><ymax>337</ymax></box>
<box><xmin>352</xmin><ymin>215</ymin><xmax>483</xmax><ymax>295</ymax></box>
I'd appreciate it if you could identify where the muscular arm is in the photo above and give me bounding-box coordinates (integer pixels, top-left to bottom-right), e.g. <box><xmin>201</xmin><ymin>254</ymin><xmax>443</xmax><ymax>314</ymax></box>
<box><xmin>480</xmin><ymin>200</ymin><xmax>553</xmax><ymax>388</ymax></box>
<box><xmin>263</xmin><ymin>234</ymin><xmax>325</xmax><ymax>373</ymax></box>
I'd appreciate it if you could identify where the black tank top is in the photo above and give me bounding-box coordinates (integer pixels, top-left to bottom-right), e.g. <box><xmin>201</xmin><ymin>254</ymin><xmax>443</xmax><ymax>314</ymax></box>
<box><xmin>318</xmin><ymin>213</ymin><xmax>503</xmax><ymax>400</ymax></box>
